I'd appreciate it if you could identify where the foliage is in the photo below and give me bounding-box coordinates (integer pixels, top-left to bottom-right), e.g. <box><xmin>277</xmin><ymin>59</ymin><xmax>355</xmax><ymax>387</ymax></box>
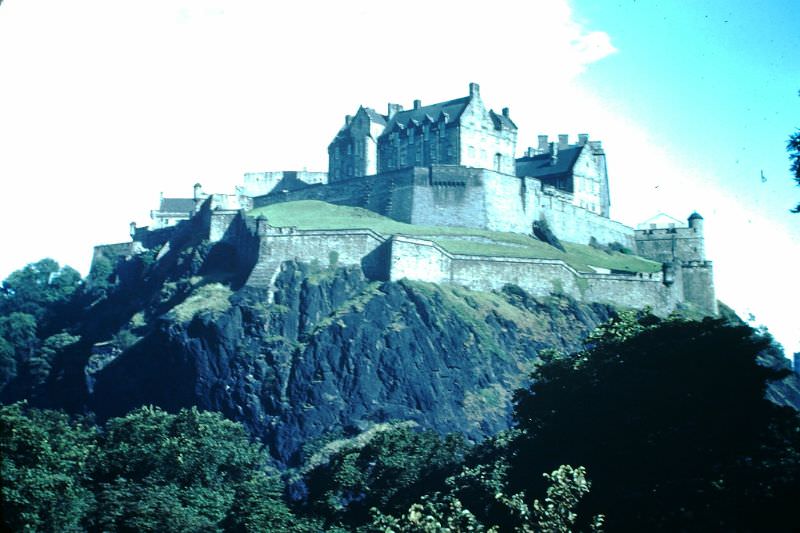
<box><xmin>512</xmin><ymin>314</ymin><xmax>800</xmax><ymax>531</ymax></box>
<box><xmin>1</xmin><ymin>404</ymin><xmax>310</xmax><ymax>532</ymax></box>
<box><xmin>305</xmin><ymin>425</ymin><xmax>467</xmax><ymax>527</ymax></box>
<box><xmin>789</xmin><ymin>128</ymin><xmax>800</xmax><ymax>213</ymax></box>
<box><xmin>364</xmin><ymin>464</ymin><xmax>601</xmax><ymax>533</ymax></box>
<box><xmin>0</xmin><ymin>258</ymin><xmax>81</xmax><ymax>328</ymax></box>
<box><xmin>0</xmin><ymin>402</ymin><xmax>96</xmax><ymax>532</ymax></box>
<box><xmin>532</xmin><ymin>217</ymin><xmax>565</xmax><ymax>252</ymax></box>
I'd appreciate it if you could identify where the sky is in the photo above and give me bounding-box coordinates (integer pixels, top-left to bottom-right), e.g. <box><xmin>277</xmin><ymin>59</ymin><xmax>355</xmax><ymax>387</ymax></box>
<box><xmin>0</xmin><ymin>0</ymin><xmax>798</xmax><ymax>355</ymax></box>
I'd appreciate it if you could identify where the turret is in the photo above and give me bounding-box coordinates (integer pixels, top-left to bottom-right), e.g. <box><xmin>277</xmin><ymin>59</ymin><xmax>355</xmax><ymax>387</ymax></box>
<box><xmin>688</xmin><ymin>212</ymin><xmax>704</xmax><ymax>233</ymax></box>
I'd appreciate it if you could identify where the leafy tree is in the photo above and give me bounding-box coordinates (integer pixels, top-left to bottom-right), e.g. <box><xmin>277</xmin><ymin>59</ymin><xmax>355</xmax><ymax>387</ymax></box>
<box><xmin>1</xmin><ymin>404</ymin><xmax>310</xmax><ymax>532</ymax></box>
<box><xmin>0</xmin><ymin>259</ymin><xmax>81</xmax><ymax>333</ymax></box>
<box><xmin>305</xmin><ymin>426</ymin><xmax>467</xmax><ymax>527</ymax></box>
<box><xmin>364</xmin><ymin>465</ymin><xmax>602</xmax><ymax>533</ymax></box>
<box><xmin>511</xmin><ymin>314</ymin><xmax>800</xmax><ymax>532</ymax></box>
<box><xmin>91</xmin><ymin>405</ymin><xmax>284</xmax><ymax>531</ymax></box>
<box><xmin>789</xmin><ymin>128</ymin><xmax>800</xmax><ymax>212</ymax></box>
<box><xmin>0</xmin><ymin>402</ymin><xmax>96</xmax><ymax>532</ymax></box>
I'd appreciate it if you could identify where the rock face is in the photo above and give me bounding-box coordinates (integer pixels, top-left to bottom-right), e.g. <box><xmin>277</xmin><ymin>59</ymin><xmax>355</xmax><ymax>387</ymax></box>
<box><xmin>83</xmin><ymin>262</ymin><xmax>613</xmax><ymax>466</ymax></box>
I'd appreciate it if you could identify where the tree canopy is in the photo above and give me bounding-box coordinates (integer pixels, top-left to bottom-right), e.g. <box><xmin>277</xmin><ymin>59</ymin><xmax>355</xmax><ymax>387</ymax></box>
<box><xmin>512</xmin><ymin>313</ymin><xmax>800</xmax><ymax>532</ymax></box>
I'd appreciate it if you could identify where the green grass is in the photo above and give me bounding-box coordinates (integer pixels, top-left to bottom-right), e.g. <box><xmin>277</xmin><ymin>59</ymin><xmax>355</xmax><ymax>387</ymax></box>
<box><xmin>249</xmin><ymin>200</ymin><xmax>661</xmax><ymax>274</ymax></box>
<box><xmin>170</xmin><ymin>283</ymin><xmax>233</xmax><ymax>323</ymax></box>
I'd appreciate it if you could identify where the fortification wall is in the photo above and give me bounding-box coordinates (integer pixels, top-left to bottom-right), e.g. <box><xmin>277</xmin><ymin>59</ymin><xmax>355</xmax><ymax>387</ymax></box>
<box><xmin>680</xmin><ymin>261</ymin><xmax>717</xmax><ymax>315</ymax></box>
<box><xmin>635</xmin><ymin>228</ymin><xmax>705</xmax><ymax>263</ymax></box>
<box><xmin>536</xmin><ymin>190</ymin><xmax>635</xmax><ymax>247</ymax></box>
<box><xmin>409</xmin><ymin>166</ymin><xmax>487</xmax><ymax>228</ymax></box>
<box><xmin>246</xmin><ymin>228</ymin><xmax>389</xmax><ymax>288</ymax></box>
<box><xmin>388</xmin><ymin>236</ymin><xmax>680</xmax><ymax>316</ymax></box>
<box><xmin>250</xmin><ymin>165</ymin><xmax>636</xmax><ymax>248</ymax></box>
<box><xmin>241</xmin><ymin>171</ymin><xmax>328</xmax><ymax>197</ymax></box>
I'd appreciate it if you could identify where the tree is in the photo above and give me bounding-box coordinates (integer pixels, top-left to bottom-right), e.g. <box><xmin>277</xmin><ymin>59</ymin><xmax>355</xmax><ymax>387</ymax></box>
<box><xmin>789</xmin><ymin>129</ymin><xmax>800</xmax><ymax>213</ymax></box>
<box><xmin>512</xmin><ymin>314</ymin><xmax>800</xmax><ymax>532</ymax></box>
<box><xmin>91</xmin><ymin>405</ymin><xmax>288</xmax><ymax>531</ymax></box>
<box><xmin>304</xmin><ymin>425</ymin><xmax>466</xmax><ymax>528</ymax></box>
<box><xmin>0</xmin><ymin>258</ymin><xmax>81</xmax><ymax>331</ymax></box>
<box><xmin>0</xmin><ymin>402</ymin><xmax>96</xmax><ymax>532</ymax></box>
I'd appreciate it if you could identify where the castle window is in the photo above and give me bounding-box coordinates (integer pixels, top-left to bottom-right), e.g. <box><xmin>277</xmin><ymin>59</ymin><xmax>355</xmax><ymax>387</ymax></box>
<box><xmin>347</xmin><ymin>144</ymin><xmax>352</xmax><ymax>155</ymax></box>
<box><xmin>399</xmin><ymin>147</ymin><xmax>406</xmax><ymax>166</ymax></box>
<box><xmin>408</xmin><ymin>130</ymin><xmax>414</xmax><ymax>145</ymax></box>
<box><xmin>439</xmin><ymin>125</ymin><xmax>446</xmax><ymax>137</ymax></box>
<box><xmin>494</xmin><ymin>153</ymin><xmax>502</xmax><ymax>172</ymax></box>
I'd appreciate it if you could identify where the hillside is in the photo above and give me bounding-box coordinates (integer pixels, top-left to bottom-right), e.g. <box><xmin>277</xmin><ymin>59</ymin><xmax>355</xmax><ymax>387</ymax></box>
<box><xmin>5</xmin><ymin>231</ymin><xmax>615</xmax><ymax>466</ymax></box>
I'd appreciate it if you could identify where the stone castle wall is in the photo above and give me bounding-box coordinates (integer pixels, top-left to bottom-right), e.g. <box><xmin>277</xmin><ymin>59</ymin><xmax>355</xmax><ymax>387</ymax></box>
<box><xmin>388</xmin><ymin>236</ymin><xmax>681</xmax><ymax>316</ymax></box>
<box><xmin>253</xmin><ymin>166</ymin><xmax>637</xmax><ymax>248</ymax></box>
<box><xmin>102</xmin><ymin>193</ymin><xmax>714</xmax><ymax>317</ymax></box>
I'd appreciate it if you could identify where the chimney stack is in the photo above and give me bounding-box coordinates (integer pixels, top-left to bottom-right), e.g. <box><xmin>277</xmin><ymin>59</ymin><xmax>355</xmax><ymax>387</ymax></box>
<box><xmin>502</xmin><ymin>107</ymin><xmax>509</xmax><ymax>118</ymax></box>
<box><xmin>537</xmin><ymin>135</ymin><xmax>549</xmax><ymax>153</ymax></box>
<box><xmin>469</xmin><ymin>82</ymin><xmax>480</xmax><ymax>98</ymax></box>
<box><xmin>413</xmin><ymin>99</ymin><xmax>422</xmax><ymax>110</ymax></box>
<box><xmin>526</xmin><ymin>147</ymin><xmax>535</xmax><ymax>157</ymax></box>
<box><xmin>558</xmin><ymin>134</ymin><xmax>569</xmax><ymax>149</ymax></box>
<box><xmin>345</xmin><ymin>115</ymin><xmax>353</xmax><ymax>126</ymax></box>
<box><xmin>578</xmin><ymin>133</ymin><xmax>589</xmax><ymax>146</ymax></box>
<box><xmin>387</xmin><ymin>103</ymin><xmax>403</xmax><ymax>119</ymax></box>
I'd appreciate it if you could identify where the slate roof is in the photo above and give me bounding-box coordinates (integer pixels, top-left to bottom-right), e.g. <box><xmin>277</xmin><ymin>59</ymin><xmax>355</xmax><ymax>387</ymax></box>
<box><xmin>515</xmin><ymin>145</ymin><xmax>584</xmax><ymax>181</ymax></box>
<box><xmin>489</xmin><ymin>110</ymin><xmax>517</xmax><ymax>130</ymax></box>
<box><xmin>364</xmin><ymin>107</ymin><xmax>387</xmax><ymax>125</ymax></box>
<box><xmin>384</xmin><ymin>97</ymin><xmax>471</xmax><ymax>132</ymax></box>
<box><xmin>157</xmin><ymin>198</ymin><xmax>196</xmax><ymax>214</ymax></box>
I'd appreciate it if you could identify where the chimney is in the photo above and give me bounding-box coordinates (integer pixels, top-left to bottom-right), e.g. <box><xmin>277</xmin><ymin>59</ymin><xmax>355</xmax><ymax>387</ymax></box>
<box><xmin>129</xmin><ymin>221</ymin><xmax>137</xmax><ymax>239</ymax></box>
<box><xmin>469</xmin><ymin>82</ymin><xmax>480</xmax><ymax>98</ymax></box>
<box><xmin>345</xmin><ymin>115</ymin><xmax>353</xmax><ymax>126</ymax></box>
<box><xmin>193</xmin><ymin>182</ymin><xmax>202</xmax><ymax>200</ymax></box>
<box><xmin>537</xmin><ymin>135</ymin><xmax>549</xmax><ymax>152</ymax></box>
<box><xmin>387</xmin><ymin>103</ymin><xmax>403</xmax><ymax>119</ymax></box>
<box><xmin>578</xmin><ymin>133</ymin><xmax>589</xmax><ymax>146</ymax></box>
<box><xmin>558</xmin><ymin>134</ymin><xmax>569</xmax><ymax>149</ymax></box>
<box><xmin>526</xmin><ymin>147</ymin><xmax>535</xmax><ymax>157</ymax></box>
<box><xmin>413</xmin><ymin>99</ymin><xmax>422</xmax><ymax>110</ymax></box>
<box><xmin>502</xmin><ymin>107</ymin><xmax>510</xmax><ymax>118</ymax></box>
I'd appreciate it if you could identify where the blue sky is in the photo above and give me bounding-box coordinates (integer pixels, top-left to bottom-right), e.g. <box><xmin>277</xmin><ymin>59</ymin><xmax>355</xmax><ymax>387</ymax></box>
<box><xmin>0</xmin><ymin>0</ymin><xmax>797</xmax><ymax>353</ymax></box>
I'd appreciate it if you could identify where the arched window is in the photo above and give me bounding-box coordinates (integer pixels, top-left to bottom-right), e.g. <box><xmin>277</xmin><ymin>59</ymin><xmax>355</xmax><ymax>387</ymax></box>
<box><xmin>494</xmin><ymin>153</ymin><xmax>502</xmax><ymax>172</ymax></box>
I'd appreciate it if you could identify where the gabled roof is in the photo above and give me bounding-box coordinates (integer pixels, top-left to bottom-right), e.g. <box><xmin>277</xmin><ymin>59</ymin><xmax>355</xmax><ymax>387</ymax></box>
<box><xmin>157</xmin><ymin>198</ymin><xmax>195</xmax><ymax>214</ymax></box>
<box><xmin>363</xmin><ymin>107</ymin><xmax>387</xmax><ymax>126</ymax></box>
<box><xmin>636</xmin><ymin>213</ymin><xmax>687</xmax><ymax>229</ymax></box>
<box><xmin>489</xmin><ymin>109</ymin><xmax>516</xmax><ymax>130</ymax></box>
<box><xmin>515</xmin><ymin>145</ymin><xmax>583</xmax><ymax>181</ymax></box>
<box><xmin>383</xmin><ymin>96</ymin><xmax>470</xmax><ymax>133</ymax></box>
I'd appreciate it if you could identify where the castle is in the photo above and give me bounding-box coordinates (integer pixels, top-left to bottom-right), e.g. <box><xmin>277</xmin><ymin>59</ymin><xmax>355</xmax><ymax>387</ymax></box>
<box><xmin>95</xmin><ymin>83</ymin><xmax>717</xmax><ymax>316</ymax></box>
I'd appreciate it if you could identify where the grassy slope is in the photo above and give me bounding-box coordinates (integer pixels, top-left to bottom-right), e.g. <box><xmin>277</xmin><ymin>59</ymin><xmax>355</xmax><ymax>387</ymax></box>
<box><xmin>249</xmin><ymin>200</ymin><xmax>661</xmax><ymax>274</ymax></box>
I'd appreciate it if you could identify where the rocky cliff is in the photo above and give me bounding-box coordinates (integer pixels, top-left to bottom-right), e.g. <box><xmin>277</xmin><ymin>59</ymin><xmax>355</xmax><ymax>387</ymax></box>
<box><xmin>74</xmin><ymin>258</ymin><xmax>613</xmax><ymax>466</ymax></box>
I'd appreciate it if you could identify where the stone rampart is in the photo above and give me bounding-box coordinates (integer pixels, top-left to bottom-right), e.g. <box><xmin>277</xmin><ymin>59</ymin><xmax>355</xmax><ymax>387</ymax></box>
<box><xmin>635</xmin><ymin>227</ymin><xmax>705</xmax><ymax>263</ymax></box>
<box><xmin>246</xmin><ymin>227</ymin><xmax>389</xmax><ymax>288</ymax></box>
<box><xmin>251</xmin><ymin>165</ymin><xmax>636</xmax><ymax>248</ymax></box>
<box><xmin>387</xmin><ymin>235</ymin><xmax>680</xmax><ymax>316</ymax></box>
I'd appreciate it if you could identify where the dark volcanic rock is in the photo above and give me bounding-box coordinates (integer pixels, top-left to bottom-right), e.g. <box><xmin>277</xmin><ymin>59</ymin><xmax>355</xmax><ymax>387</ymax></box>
<box><xmin>86</xmin><ymin>262</ymin><xmax>614</xmax><ymax>466</ymax></box>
